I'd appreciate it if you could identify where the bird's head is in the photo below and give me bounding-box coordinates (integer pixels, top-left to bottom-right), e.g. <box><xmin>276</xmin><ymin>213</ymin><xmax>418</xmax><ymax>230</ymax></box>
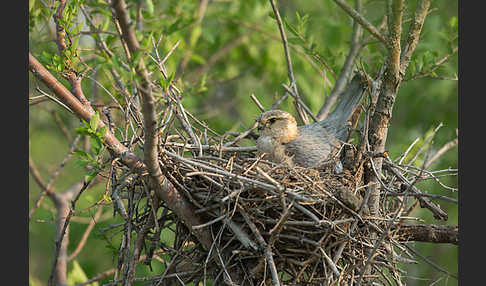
<box><xmin>257</xmin><ymin>110</ymin><xmax>298</xmax><ymax>143</ymax></box>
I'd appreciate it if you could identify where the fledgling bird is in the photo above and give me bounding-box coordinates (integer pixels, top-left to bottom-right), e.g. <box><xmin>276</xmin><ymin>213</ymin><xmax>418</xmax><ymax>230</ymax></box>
<box><xmin>256</xmin><ymin>75</ymin><xmax>366</xmax><ymax>168</ymax></box>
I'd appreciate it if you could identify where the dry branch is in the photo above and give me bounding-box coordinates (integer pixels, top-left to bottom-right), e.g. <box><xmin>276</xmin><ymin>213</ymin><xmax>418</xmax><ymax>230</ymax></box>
<box><xmin>400</xmin><ymin>0</ymin><xmax>433</xmax><ymax>75</ymax></box>
<box><xmin>318</xmin><ymin>0</ymin><xmax>363</xmax><ymax>120</ymax></box>
<box><xmin>383</xmin><ymin>161</ymin><xmax>448</xmax><ymax>221</ymax></box>
<box><xmin>332</xmin><ymin>0</ymin><xmax>387</xmax><ymax>45</ymax></box>
<box><xmin>269</xmin><ymin>0</ymin><xmax>309</xmax><ymax>125</ymax></box>
<box><xmin>394</xmin><ymin>224</ymin><xmax>458</xmax><ymax>244</ymax></box>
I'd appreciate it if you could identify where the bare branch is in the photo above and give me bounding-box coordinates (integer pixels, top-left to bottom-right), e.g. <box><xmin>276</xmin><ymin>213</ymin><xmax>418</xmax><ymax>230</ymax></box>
<box><xmin>332</xmin><ymin>0</ymin><xmax>387</xmax><ymax>46</ymax></box>
<box><xmin>394</xmin><ymin>224</ymin><xmax>458</xmax><ymax>244</ymax></box>
<box><xmin>53</xmin><ymin>0</ymin><xmax>68</xmax><ymax>53</ymax></box>
<box><xmin>268</xmin><ymin>0</ymin><xmax>297</xmax><ymax>91</ymax></box>
<box><xmin>425</xmin><ymin>137</ymin><xmax>458</xmax><ymax>169</ymax></box>
<box><xmin>317</xmin><ymin>0</ymin><xmax>363</xmax><ymax>120</ymax></box>
<box><xmin>29</xmin><ymin>155</ymin><xmax>53</xmax><ymax>219</ymax></box>
<box><xmin>29</xmin><ymin>135</ymin><xmax>81</xmax><ymax>220</ymax></box>
<box><xmin>228</xmin><ymin>17</ymin><xmax>335</xmax><ymax>84</ymax></box>
<box><xmin>79</xmin><ymin>4</ymin><xmax>114</xmax><ymax>58</ymax></box>
<box><xmin>387</xmin><ymin>0</ymin><xmax>404</xmax><ymax>81</ymax></box>
<box><xmin>400</xmin><ymin>0</ymin><xmax>432</xmax><ymax>75</ymax></box>
<box><xmin>110</xmin><ymin>0</ymin><xmax>140</xmax><ymax>53</ymax></box>
<box><xmin>250</xmin><ymin>93</ymin><xmax>266</xmax><ymax>112</ymax></box>
<box><xmin>383</xmin><ymin>160</ymin><xmax>448</xmax><ymax>221</ymax></box>
<box><xmin>47</xmin><ymin>180</ymin><xmax>88</xmax><ymax>286</ymax></box>
<box><xmin>405</xmin><ymin>244</ymin><xmax>458</xmax><ymax>279</ymax></box>
<box><xmin>281</xmin><ymin>83</ymin><xmax>318</xmax><ymax>122</ymax></box>
<box><xmin>108</xmin><ymin>4</ymin><xmax>237</xmax><ymax>279</ymax></box>
<box><xmin>269</xmin><ymin>0</ymin><xmax>309</xmax><ymax>124</ymax></box>
<box><xmin>110</xmin><ymin>0</ymin><xmax>160</xmax><ymax>182</ymax></box>
<box><xmin>68</xmin><ymin>206</ymin><xmax>104</xmax><ymax>261</ymax></box>
<box><xmin>29</xmin><ymin>53</ymin><xmax>131</xmax><ymax>159</ymax></box>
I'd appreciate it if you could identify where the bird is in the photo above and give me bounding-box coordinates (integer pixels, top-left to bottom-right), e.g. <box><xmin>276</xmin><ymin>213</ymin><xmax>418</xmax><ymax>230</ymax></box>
<box><xmin>256</xmin><ymin>75</ymin><xmax>366</xmax><ymax>169</ymax></box>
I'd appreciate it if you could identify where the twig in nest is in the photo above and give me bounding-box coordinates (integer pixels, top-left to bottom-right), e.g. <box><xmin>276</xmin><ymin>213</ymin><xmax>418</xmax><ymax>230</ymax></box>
<box><xmin>239</xmin><ymin>206</ymin><xmax>281</xmax><ymax>286</ymax></box>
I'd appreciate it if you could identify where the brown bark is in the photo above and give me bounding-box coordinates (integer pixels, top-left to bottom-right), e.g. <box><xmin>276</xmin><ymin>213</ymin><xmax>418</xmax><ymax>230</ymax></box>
<box><xmin>366</xmin><ymin>0</ymin><xmax>431</xmax><ymax>217</ymax></box>
<box><xmin>394</xmin><ymin>224</ymin><xmax>458</xmax><ymax>244</ymax></box>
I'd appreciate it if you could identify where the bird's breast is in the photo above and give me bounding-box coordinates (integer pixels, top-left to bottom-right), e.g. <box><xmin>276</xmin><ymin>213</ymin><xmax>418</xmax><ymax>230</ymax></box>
<box><xmin>256</xmin><ymin>136</ymin><xmax>275</xmax><ymax>154</ymax></box>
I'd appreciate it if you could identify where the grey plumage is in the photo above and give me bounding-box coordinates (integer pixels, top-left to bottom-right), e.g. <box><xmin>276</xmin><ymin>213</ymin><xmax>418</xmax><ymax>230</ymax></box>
<box><xmin>256</xmin><ymin>75</ymin><xmax>366</xmax><ymax>168</ymax></box>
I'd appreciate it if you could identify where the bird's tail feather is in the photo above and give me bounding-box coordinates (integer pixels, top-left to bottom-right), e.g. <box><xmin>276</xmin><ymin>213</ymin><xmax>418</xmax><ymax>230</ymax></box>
<box><xmin>325</xmin><ymin>74</ymin><xmax>366</xmax><ymax>125</ymax></box>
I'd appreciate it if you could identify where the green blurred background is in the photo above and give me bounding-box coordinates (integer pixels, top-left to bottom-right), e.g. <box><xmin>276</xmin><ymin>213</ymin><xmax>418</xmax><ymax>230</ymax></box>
<box><xmin>29</xmin><ymin>0</ymin><xmax>457</xmax><ymax>285</ymax></box>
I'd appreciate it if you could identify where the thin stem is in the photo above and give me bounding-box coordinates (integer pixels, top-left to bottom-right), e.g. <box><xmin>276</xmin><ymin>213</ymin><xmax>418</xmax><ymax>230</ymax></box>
<box><xmin>332</xmin><ymin>0</ymin><xmax>387</xmax><ymax>45</ymax></box>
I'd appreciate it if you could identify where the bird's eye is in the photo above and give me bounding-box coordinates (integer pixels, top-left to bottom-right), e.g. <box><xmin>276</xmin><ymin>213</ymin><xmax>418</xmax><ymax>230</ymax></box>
<box><xmin>269</xmin><ymin>118</ymin><xmax>276</xmax><ymax>124</ymax></box>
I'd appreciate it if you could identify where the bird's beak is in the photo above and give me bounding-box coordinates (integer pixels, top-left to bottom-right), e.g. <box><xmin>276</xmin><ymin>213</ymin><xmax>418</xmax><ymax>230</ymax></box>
<box><xmin>257</xmin><ymin>124</ymin><xmax>263</xmax><ymax>131</ymax></box>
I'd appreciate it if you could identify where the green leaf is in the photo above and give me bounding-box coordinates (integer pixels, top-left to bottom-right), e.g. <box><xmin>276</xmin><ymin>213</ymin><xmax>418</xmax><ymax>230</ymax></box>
<box><xmin>90</xmin><ymin>112</ymin><xmax>100</xmax><ymax>131</ymax></box>
<box><xmin>295</xmin><ymin>11</ymin><xmax>309</xmax><ymax>35</ymax></box>
<box><xmin>408</xmin><ymin>60</ymin><xmax>416</xmax><ymax>75</ymax></box>
<box><xmin>83</xmin><ymin>119</ymin><xmax>91</xmax><ymax>129</ymax></box>
<box><xmin>29</xmin><ymin>274</ymin><xmax>42</xmax><ymax>286</ymax></box>
<box><xmin>103</xmin><ymin>194</ymin><xmax>112</xmax><ymax>202</ymax></box>
<box><xmin>85</xmin><ymin>169</ymin><xmax>99</xmax><ymax>182</ymax></box>
<box><xmin>160</xmin><ymin>73</ymin><xmax>174</xmax><ymax>91</ymax></box>
<box><xmin>268</xmin><ymin>11</ymin><xmax>276</xmax><ymax>20</ymax></box>
<box><xmin>449</xmin><ymin>16</ymin><xmax>458</xmax><ymax>29</ymax></box>
<box><xmin>141</xmin><ymin>32</ymin><xmax>154</xmax><ymax>51</ymax></box>
<box><xmin>105</xmin><ymin>35</ymin><xmax>117</xmax><ymax>47</ymax></box>
<box><xmin>67</xmin><ymin>260</ymin><xmax>88</xmax><ymax>285</ymax></box>
<box><xmin>114</xmin><ymin>128</ymin><xmax>124</xmax><ymax>142</ymax></box>
<box><xmin>74</xmin><ymin>150</ymin><xmax>93</xmax><ymax>160</ymax></box>
<box><xmin>190</xmin><ymin>53</ymin><xmax>207</xmax><ymax>65</ymax></box>
<box><xmin>29</xmin><ymin>0</ymin><xmax>35</xmax><ymax>12</ymax></box>
<box><xmin>130</xmin><ymin>50</ymin><xmax>142</xmax><ymax>68</ymax></box>
<box><xmin>74</xmin><ymin>159</ymin><xmax>90</xmax><ymax>169</ymax></box>
<box><xmin>288</xmin><ymin>37</ymin><xmax>305</xmax><ymax>46</ymax></box>
<box><xmin>98</xmin><ymin>126</ymin><xmax>108</xmax><ymax>138</ymax></box>
<box><xmin>165</xmin><ymin>18</ymin><xmax>183</xmax><ymax>35</ymax></box>
<box><xmin>67</xmin><ymin>260</ymin><xmax>98</xmax><ymax>286</ymax></box>
<box><xmin>75</xmin><ymin>127</ymin><xmax>91</xmax><ymax>136</ymax></box>
<box><xmin>145</xmin><ymin>0</ymin><xmax>154</xmax><ymax>16</ymax></box>
<box><xmin>283</xmin><ymin>19</ymin><xmax>300</xmax><ymax>38</ymax></box>
<box><xmin>189</xmin><ymin>25</ymin><xmax>202</xmax><ymax>47</ymax></box>
<box><xmin>90</xmin><ymin>135</ymin><xmax>102</xmax><ymax>155</ymax></box>
<box><xmin>74</xmin><ymin>150</ymin><xmax>94</xmax><ymax>169</ymax></box>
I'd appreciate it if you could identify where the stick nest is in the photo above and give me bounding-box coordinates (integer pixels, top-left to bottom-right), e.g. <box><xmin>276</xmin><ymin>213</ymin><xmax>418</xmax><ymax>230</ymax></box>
<box><xmin>142</xmin><ymin>132</ymin><xmax>409</xmax><ymax>285</ymax></box>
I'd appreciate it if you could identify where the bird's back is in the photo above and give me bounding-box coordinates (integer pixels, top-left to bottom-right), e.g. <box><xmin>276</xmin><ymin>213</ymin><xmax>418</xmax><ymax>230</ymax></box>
<box><xmin>285</xmin><ymin>75</ymin><xmax>366</xmax><ymax>168</ymax></box>
<box><xmin>285</xmin><ymin>124</ymin><xmax>342</xmax><ymax>168</ymax></box>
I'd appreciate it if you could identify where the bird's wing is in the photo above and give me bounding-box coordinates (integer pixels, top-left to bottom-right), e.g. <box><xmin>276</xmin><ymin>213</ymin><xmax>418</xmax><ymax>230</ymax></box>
<box><xmin>285</xmin><ymin>126</ymin><xmax>341</xmax><ymax>168</ymax></box>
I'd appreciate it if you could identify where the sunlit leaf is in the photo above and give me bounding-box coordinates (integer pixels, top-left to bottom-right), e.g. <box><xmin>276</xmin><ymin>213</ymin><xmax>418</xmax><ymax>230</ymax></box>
<box><xmin>90</xmin><ymin>135</ymin><xmax>102</xmax><ymax>155</ymax></box>
<box><xmin>90</xmin><ymin>112</ymin><xmax>100</xmax><ymax>131</ymax></box>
